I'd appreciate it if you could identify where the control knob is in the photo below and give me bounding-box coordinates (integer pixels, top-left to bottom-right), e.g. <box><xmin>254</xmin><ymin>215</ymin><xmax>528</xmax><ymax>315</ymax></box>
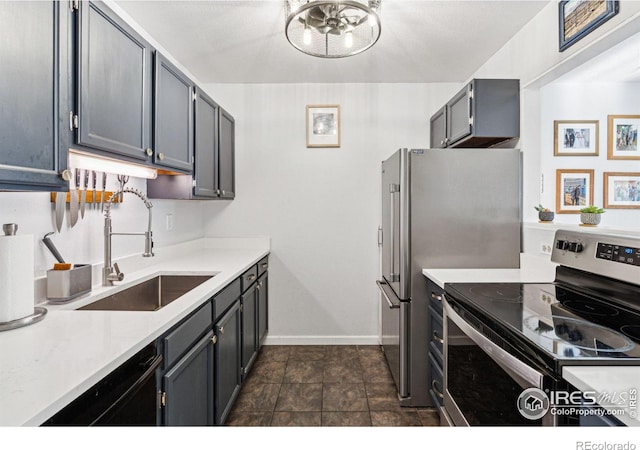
<box><xmin>567</xmin><ymin>242</ymin><xmax>583</xmax><ymax>253</ymax></box>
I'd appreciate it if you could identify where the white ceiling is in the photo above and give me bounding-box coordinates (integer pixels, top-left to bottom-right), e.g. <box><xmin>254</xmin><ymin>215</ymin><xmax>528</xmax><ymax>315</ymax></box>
<box><xmin>115</xmin><ymin>0</ymin><xmax>550</xmax><ymax>84</ymax></box>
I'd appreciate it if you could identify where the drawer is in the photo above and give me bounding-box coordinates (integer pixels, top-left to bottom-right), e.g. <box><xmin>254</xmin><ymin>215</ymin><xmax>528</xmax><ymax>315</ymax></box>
<box><xmin>163</xmin><ymin>301</ymin><xmax>213</xmax><ymax>368</ymax></box>
<box><xmin>428</xmin><ymin>352</ymin><xmax>444</xmax><ymax>409</ymax></box>
<box><xmin>214</xmin><ymin>278</ymin><xmax>241</xmax><ymax>320</ymax></box>
<box><xmin>240</xmin><ymin>265</ymin><xmax>258</xmax><ymax>293</ymax></box>
<box><xmin>426</xmin><ymin>279</ymin><xmax>444</xmax><ymax>314</ymax></box>
<box><xmin>257</xmin><ymin>256</ymin><xmax>269</xmax><ymax>276</ymax></box>
<box><xmin>429</xmin><ymin>305</ymin><xmax>444</xmax><ymax>363</ymax></box>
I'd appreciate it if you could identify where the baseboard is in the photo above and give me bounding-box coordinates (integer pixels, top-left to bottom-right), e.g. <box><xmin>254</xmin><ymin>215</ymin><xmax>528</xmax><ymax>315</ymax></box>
<box><xmin>263</xmin><ymin>335</ymin><xmax>380</xmax><ymax>346</ymax></box>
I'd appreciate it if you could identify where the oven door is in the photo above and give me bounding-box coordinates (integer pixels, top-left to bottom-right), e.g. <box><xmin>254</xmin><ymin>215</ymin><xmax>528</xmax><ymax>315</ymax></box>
<box><xmin>443</xmin><ymin>298</ymin><xmax>556</xmax><ymax>426</ymax></box>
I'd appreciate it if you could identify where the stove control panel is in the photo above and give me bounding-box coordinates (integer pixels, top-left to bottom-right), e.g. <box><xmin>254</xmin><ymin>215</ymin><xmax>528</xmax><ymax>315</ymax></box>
<box><xmin>551</xmin><ymin>230</ymin><xmax>640</xmax><ymax>286</ymax></box>
<box><xmin>596</xmin><ymin>242</ymin><xmax>640</xmax><ymax>266</ymax></box>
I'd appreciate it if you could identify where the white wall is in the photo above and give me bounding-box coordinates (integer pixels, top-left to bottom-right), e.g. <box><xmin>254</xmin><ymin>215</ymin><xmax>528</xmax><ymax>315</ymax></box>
<box><xmin>201</xmin><ymin>83</ymin><xmax>460</xmax><ymax>344</ymax></box>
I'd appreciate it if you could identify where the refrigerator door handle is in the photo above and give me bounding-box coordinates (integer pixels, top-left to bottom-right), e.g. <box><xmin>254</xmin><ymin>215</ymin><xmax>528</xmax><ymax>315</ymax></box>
<box><xmin>389</xmin><ymin>184</ymin><xmax>400</xmax><ymax>282</ymax></box>
<box><xmin>377</xmin><ymin>280</ymin><xmax>400</xmax><ymax>309</ymax></box>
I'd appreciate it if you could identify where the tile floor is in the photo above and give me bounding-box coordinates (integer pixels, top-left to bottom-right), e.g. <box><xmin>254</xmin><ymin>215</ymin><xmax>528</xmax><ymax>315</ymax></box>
<box><xmin>226</xmin><ymin>345</ymin><xmax>440</xmax><ymax>427</ymax></box>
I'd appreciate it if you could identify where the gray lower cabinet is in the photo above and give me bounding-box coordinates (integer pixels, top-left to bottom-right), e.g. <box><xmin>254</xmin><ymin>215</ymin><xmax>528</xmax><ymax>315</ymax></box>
<box><xmin>153</xmin><ymin>52</ymin><xmax>194</xmax><ymax>173</ymax></box>
<box><xmin>217</xmin><ymin>107</ymin><xmax>235</xmax><ymax>199</ymax></box>
<box><xmin>162</xmin><ymin>331</ymin><xmax>215</xmax><ymax>426</ymax></box>
<box><xmin>76</xmin><ymin>0</ymin><xmax>153</xmax><ymax>162</ymax></box>
<box><xmin>214</xmin><ymin>300</ymin><xmax>242</xmax><ymax>425</ymax></box>
<box><xmin>0</xmin><ymin>1</ymin><xmax>70</xmax><ymax>191</ymax></box>
<box><xmin>429</xmin><ymin>78</ymin><xmax>520</xmax><ymax>148</ymax></box>
<box><xmin>241</xmin><ymin>283</ymin><xmax>258</xmax><ymax>379</ymax></box>
<box><xmin>426</xmin><ymin>278</ymin><xmax>445</xmax><ymax>411</ymax></box>
<box><xmin>257</xmin><ymin>272</ymin><xmax>269</xmax><ymax>349</ymax></box>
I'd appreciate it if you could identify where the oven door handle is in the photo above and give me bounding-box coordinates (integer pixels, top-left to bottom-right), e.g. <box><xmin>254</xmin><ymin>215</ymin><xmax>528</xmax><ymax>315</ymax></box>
<box><xmin>444</xmin><ymin>298</ymin><xmax>543</xmax><ymax>389</ymax></box>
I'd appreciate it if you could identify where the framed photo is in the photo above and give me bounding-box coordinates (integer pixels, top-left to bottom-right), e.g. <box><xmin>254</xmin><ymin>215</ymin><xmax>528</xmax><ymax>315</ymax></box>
<box><xmin>559</xmin><ymin>1</ymin><xmax>619</xmax><ymax>52</ymax></box>
<box><xmin>607</xmin><ymin>115</ymin><xmax>640</xmax><ymax>160</ymax></box>
<box><xmin>306</xmin><ymin>105</ymin><xmax>340</xmax><ymax>148</ymax></box>
<box><xmin>553</xmin><ymin>120</ymin><xmax>599</xmax><ymax>156</ymax></box>
<box><xmin>603</xmin><ymin>172</ymin><xmax>640</xmax><ymax>209</ymax></box>
<box><xmin>556</xmin><ymin>169</ymin><xmax>595</xmax><ymax>213</ymax></box>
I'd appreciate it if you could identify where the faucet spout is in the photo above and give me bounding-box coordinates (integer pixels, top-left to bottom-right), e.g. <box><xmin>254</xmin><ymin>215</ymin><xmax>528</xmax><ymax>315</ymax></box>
<box><xmin>103</xmin><ymin>187</ymin><xmax>154</xmax><ymax>286</ymax></box>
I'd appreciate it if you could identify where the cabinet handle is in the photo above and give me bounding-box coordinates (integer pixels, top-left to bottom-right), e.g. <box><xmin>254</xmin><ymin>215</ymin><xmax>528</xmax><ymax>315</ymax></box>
<box><xmin>247</xmin><ymin>274</ymin><xmax>256</xmax><ymax>282</ymax></box>
<box><xmin>211</xmin><ymin>335</ymin><xmax>218</xmax><ymax>345</ymax></box>
<box><xmin>221</xmin><ymin>190</ymin><xmax>226</xmax><ymax>196</ymax></box>
<box><xmin>158</xmin><ymin>152</ymin><xmax>165</xmax><ymax>161</ymax></box>
<box><xmin>440</xmin><ymin>140</ymin><xmax>445</xmax><ymax>146</ymax></box>
<box><xmin>215</xmin><ymin>189</ymin><xmax>221</xmax><ymax>196</ymax></box>
<box><xmin>256</xmin><ymin>284</ymin><xmax>261</xmax><ymax>291</ymax></box>
<box><xmin>431</xmin><ymin>292</ymin><xmax>443</xmax><ymax>302</ymax></box>
<box><xmin>60</xmin><ymin>169</ymin><xmax>72</xmax><ymax>181</ymax></box>
<box><xmin>219</xmin><ymin>326</ymin><xmax>224</xmax><ymax>335</ymax></box>
<box><xmin>433</xmin><ymin>331</ymin><xmax>444</xmax><ymax>345</ymax></box>
<box><xmin>145</xmin><ymin>148</ymin><xmax>153</xmax><ymax>156</ymax></box>
<box><xmin>432</xmin><ymin>379</ymin><xmax>444</xmax><ymax>399</ymax></box>
<box><xmin>261</xmin><ymin>263</ymin><xmax>268</xmax><ymax>269</ymax></box>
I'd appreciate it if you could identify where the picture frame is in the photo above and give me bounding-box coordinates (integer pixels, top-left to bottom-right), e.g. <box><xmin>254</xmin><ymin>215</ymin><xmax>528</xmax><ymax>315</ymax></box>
<box><xmin>607</xmin><ymin>115</ymin><xmax>640</xmax><ymax>160</ymax></box>
<box><xmin>306</xmin><ymin>104</ymin><xmax>340</xmax><ymax>148</ymax></box>
<box><xmin>603</xmin><ymin>172</ymin><xmax>640</xmax><ymax>209</ymax></box>
<box><xmin>559</xmin><ymin>1</ymin><xmax>619</xmax><ymax>52</ymax></box>
<box><xmin>553</xmin><ymin>120</ymin><xmax>599</xmax><ymax>156</ymax></box>
<box><xmin>556</xmin><ymin>169</ymin><xmax>595</xmax><ymax>213</ymax></box>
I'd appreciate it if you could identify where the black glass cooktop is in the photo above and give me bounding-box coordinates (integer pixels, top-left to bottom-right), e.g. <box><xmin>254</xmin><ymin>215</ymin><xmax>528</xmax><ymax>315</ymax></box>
<box><xmin>444</xmin><ymin>281</ymin><xmax>640</xmax><ymax>369</ymax></box>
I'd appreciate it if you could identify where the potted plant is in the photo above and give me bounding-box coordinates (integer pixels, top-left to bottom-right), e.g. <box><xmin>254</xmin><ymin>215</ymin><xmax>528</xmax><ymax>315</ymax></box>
<box><xmin>579</xmin><ymin>205</ymin><xmax>605</xmax><ymax>226</ymax></box>
<box><xmin>534</xmin><ymin>204</ymin><xmax>554</xmax><ymax>222</ymax></box>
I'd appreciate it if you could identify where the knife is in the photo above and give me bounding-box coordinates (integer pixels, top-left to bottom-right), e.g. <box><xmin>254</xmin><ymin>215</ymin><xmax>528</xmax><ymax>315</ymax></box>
<box><xmin>69</xmin><ymin>168</ymin><xmax>79</xmax><ymax>227</ymax></box>
<box><xmin>92</xmin><ymin>171</ymin><xmax>97</xmax><ymax>210</ymax></box>
<box><xmin>54</xmin><ymin>191</ymin><xmax>65</xmax><ymax>233</ymax></box>
<box><xmin>80</xmin><ymin>169</ymin><xmax>88</xmax><ymax>218</ymax></box>
<box><xmin>100</xmin><ymin>172</ymin><xmax>107</xmax><ymax>212</ymax></box>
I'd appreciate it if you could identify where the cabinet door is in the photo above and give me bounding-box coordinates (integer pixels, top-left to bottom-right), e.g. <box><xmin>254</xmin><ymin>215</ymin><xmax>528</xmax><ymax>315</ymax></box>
<box><xmin>446</xmin><ymin>82</ymin><xmax>472</xmax><ymax>146</ymax></box>
<box><xmin>217</xmin><ymin>107</ymin><xmax>235</xmax><ymax>199</ymax></box>
<box><xmin>77</xmin><ymin>1</ymin><xmax>152</xmax><ymax>161</ymax></box>
<box><xmin>257</xmin><ymin>272</ymin><xmax>269</xmax><ymax>349</ymax></box>
<box><xmin>215</xmin><ymin>300</ymin><xmax>241</xmax><ymax>425</ymax></box>
<box><xmin>241</xmin><ymin>283</ymin><xmax>258</xmax><ymax>379</ymax></box>
<box><xmin>153</xmin><ymin>52</ymin><xmax>194</xmax><ymax>172</ymax></box>
<box><xmin>163</xmin><ymin>331</ymin><xmax>214</xmax><ymax>426</ymax></box>
<box><xmin>429</xmin><ymin>106</ymin><xmax>447</xmax><ymax>149</ymax></box>
<box><xmin>194</xmin><ymin>87</ymin><xmax>219</xmax><ymax>198</ymax></box>
<box><xmin>0</xmin><ymin>1</ymin><xmax>69</xmax><ymax>191</ymax></box>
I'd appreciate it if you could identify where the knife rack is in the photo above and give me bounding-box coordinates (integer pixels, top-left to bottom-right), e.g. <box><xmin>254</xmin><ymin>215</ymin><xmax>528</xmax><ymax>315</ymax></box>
<box><xmin>50</xmin><ymin>192</ymin><xmax>121</xmax><ymax>204</ymax></box>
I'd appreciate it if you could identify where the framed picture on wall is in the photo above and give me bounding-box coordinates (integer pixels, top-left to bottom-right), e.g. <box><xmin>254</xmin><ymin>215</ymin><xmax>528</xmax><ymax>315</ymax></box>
<box><xmin>553</xmin><ymin>120</ymin><xmax>599</xmax><ymax>156</ymax></box>
<box><xmin>306</xmin><ymin>105</ymin><xmax>340</xmax><ymax>148</ymax></box>
<box><xmin>607</xmin><ymin>115</ymin><xmax>640</xmax><ymax>160</ymax></box>
<box><xmin>558</xmin><ymin>1</ymin><xmax>619</xmax><ymax>52</ymax></box>
<box><xmin>604</xmin><ymin>172</ymin><xmax>640</xmax><ymax>209</ymax></box>
<box><xmin>556</xmin><ymin>169</ymin><xmax>595</xmax><ymax>213</ymax></box>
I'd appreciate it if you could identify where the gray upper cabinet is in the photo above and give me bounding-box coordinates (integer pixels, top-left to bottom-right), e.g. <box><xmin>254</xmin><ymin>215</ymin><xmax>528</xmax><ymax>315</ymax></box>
<box><xmin>218</xmin><ymin>107</ymin><xmax>235</xmax><ymax>199</ymax></box>
<box><xmin>0</xmin><ymin>1</ymin><xmax>70</xmax><ymax>191</ymax></box>
<box><xmin>193</xmin><ymin>88</ymin><xmax>219</xmax><ymax>198</ymax></box>
<box><xmin>76</xmin><ymin>0</ymin><xmax>153</xmax><ymax>162</ymax></box>
<box><xmin>429</xmin><ymin>79</ymin><xmax>520</xmax><ymax>148</ymax></box>
<box><xmin>153</xmin><ymin>52</ymin><xmax>194</xmax><ymax>173</ymax></box>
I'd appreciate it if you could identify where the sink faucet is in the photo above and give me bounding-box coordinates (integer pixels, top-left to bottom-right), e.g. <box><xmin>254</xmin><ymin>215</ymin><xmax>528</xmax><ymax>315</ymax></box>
<box><xmin>103</xmin><ymin>187</ymin><xmax>154</xmax><ymax>286</ymax></box>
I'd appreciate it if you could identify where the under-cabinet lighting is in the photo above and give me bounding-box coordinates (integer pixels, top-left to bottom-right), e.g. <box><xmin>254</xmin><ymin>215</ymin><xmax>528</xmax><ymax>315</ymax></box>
<box><xmin>68</xmin><ymin>150</ymin><xmax>158</xmax><ymax>179</ymax></box>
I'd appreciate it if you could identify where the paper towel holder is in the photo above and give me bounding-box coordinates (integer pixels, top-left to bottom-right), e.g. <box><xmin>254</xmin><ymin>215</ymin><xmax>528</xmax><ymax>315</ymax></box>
<box><xmin>2</xmin><ymin>223</ymin><xmax>18</xmax><ymax>236</ymax></box>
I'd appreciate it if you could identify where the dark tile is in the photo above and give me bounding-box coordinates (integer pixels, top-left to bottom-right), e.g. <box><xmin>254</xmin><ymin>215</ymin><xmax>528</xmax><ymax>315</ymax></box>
<box><xmin>370</xmin><ymin>410</ymin><xmax>423</xmax><ymax>426</ymax></box>
<box><xmin>289</xmin><ymin>345</ymin><xmax>326</xmax><ymax>361</ymax></box>
<box><xmin>275</xmin><ymin>383</ymin><xmax>323</xmax><ymax>411</ymax></box>
<box><xmin>322</xmin><ymin>383</ymin><xmax>368</xmax><ymax>411</ymax></box>
<box><xmin>418</xmin><ymin>409</ymin><xmax>440</xmax><ymax>426</ymax></box>
<box><xmin>322</xmin><ymin>412</ymin><xmax>372</xmax><ymax>427</ymax></box>
<box><xmin>365</xmin><ymin>382</ymin><xmax>397</xmax><ymax>398</ymax></box>
<box><xmin>283</xmin><ymin>360</ymin><xmax>324</xmax><ymax>383</ymax></box>
<box><xmin>357</xmin><ymin>345</ymin><xmax>384</xmax><ymax>357</ymax></box>
<box><xmin>325</xmin><ymin>345</ymin><xmax>359</xmax><ymax>361</ymax></box>
<box><xmin>271</xmin><ymin>412</ymin><xmax>321</xmax><ymax>427</ymax></box>
<box><xmin>232</xmin><ymin>383</ymin><xmax>280</xmax><ymax>411</ymax></box>
<box><xmin>257</xmin><ymin>345</ymin><xmax>291</xmax><ymax>362</ymax></box>
<box><xmin>323</xmin><ymin>359</ymin><xmax>363</xmax><ymax>383</ymax></box>
<box><xmin>365</xmin><ymin>382</ymin><xmax>402</xmax><ymax>411</ymax></box>
<box><xmin>362</xmin><ymin>364</ymin><xmax>394</xmax><ymax>383</ymax></box>
<box><xmin>245</xmin><ymin>360</ymin><xmax>286</xmax><ymax>384</ymax></box>
<box><xmin>226</xmin><ymin>411</ymin><xmax>272</xmax><ymax>426</ymax></box>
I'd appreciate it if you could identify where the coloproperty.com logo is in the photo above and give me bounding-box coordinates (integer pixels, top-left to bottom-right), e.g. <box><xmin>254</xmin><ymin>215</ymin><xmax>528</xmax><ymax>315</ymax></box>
<box><xmin>516</xmin><ymin>387</ymin><xmax>638</xmax><ymax>420</ymax></box>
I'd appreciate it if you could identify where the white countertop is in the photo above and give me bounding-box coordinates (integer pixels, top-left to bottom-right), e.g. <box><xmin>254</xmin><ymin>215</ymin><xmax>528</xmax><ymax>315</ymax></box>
<box><xmin>423</xmin><ymin>253</ymin><xmax>558</xmax><ymax>288</ymax></box>
<box><xmin>0</xmin><ymin>237</ymin><xmax>270</xmax><ymax>426</ymax></box>
<box><xmin>563</xmin><ymin>366</ymin><xmax>640</xmax><ymax>427</ymax></box>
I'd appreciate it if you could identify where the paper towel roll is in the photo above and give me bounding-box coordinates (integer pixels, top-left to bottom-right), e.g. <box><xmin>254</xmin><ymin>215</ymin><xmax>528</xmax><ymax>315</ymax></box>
<box><xmin>0</xmin><ymin>233</ymin><xmax>34</xmax><ymax>322</ymax></box>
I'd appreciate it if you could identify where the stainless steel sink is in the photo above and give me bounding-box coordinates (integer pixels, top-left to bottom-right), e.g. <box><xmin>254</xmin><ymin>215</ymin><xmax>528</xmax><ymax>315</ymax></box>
<box><xmin>78</xmin><ymin>275</ymin><xmax>214</xmax><ymax>311</ymax></box>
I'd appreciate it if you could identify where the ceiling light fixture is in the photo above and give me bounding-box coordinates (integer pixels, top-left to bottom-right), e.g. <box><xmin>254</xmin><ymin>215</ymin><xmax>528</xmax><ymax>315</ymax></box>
<box><xmin>285</xmin><ymin>0</ymin><xmax>381</xmax><ymax>58</ymax></box>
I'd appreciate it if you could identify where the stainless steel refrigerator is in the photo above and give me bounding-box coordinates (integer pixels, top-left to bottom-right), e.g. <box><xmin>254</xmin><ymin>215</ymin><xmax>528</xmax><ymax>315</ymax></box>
<box><xmin>376</xmin><ymin>148</ymin><xmax>521</xmax><ymax>407</ymax></box>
